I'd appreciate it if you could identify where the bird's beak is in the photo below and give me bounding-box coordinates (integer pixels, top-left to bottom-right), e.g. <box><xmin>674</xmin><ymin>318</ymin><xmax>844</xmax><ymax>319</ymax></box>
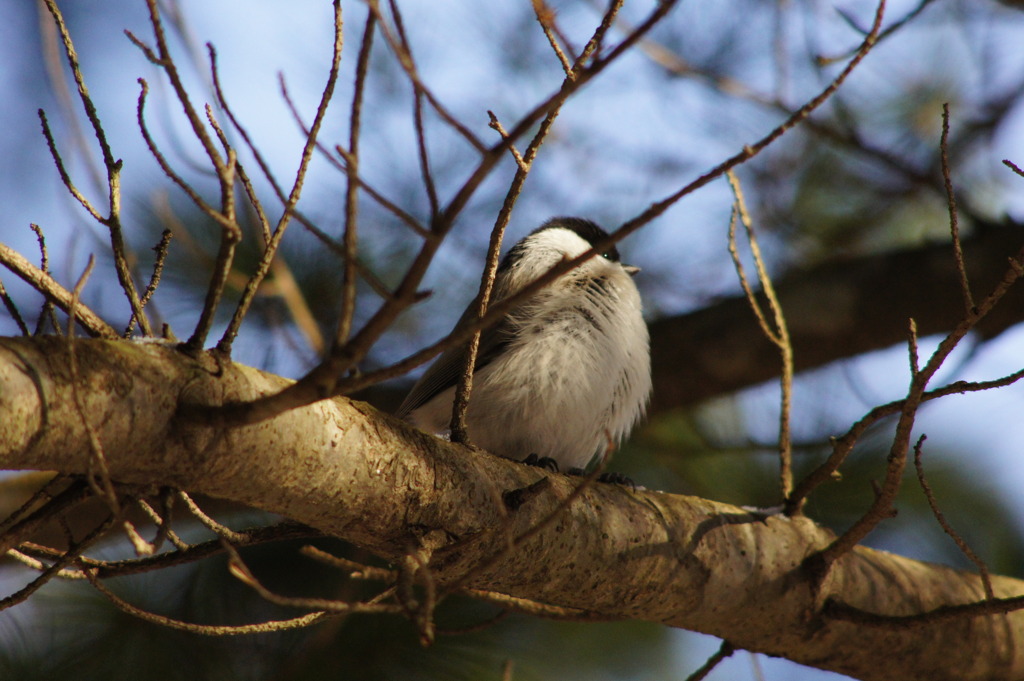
<box><xmin>623</xmin><ymin>264</ymin><xmax>641</xmax><ymax>276</ymax></box>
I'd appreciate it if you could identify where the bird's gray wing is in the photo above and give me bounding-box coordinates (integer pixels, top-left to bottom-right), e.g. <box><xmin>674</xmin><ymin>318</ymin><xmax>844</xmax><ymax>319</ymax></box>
<box><xmin>395</xmin><ymin>305</ymin><xmax>516</xmax><ymax>419</ymax></box>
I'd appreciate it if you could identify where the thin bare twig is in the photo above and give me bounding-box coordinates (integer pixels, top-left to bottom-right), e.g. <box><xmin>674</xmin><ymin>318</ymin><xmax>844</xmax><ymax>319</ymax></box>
<box><xmin>28</xmin><ymin>224</ymin><xmax>61</xmax><ymax>336</ymax></box>
<box><xmin>368</xmin><ymin>0</ymin><xmax>486</xmax><ymax>153</ymax></box>
<box><xmin>299</xmin><ymin>546</ymin><xmax>395</xmax><ymax>582</ymax></box>
<box><xmin>17</xmin><ymin>522</ymin><xmax>315</xmax><ymax>580</ymax></box>
<box><xmin>0</xmin><ymin>515</ymin><xmax>115</xmax><ymax>612</ymax></box>
<box><xmin>36</xmin><ymin>109</ymin><xmax>104</xmax><ymax>223</ymax></box>
<box><xmin>135</xmin><ymin>493</ymin><xmax>188</xmax><ymax>552</ymax></box>
<box><xmin>124</xmin><ymin>229</ymin><xmax>173</xmax><ymax>337</ymax></box>
<box><xmin>177</xmin><ymin>491</ymin><xmax>248</xmax><ymax>543</ymax></box>
<box><xmin>0</xmin><ymin>475</ymin><xmax>73</xmax><ymax>540</ymax></box>
<box><xmin>224</xmin><ymin>542</ymin><xmax>403</xmax><ymax>616</ymax></box>
<box><xmin>685</xmin><ymin>640</ymin><xmax>737</xmax><ymax>681</ymax></box>
<box><xmin>82</xmin><ymin>563</ymin><xmax>334</xmax><ymax>635</ymax></box>
<box><xmin>337</xmin><ymin>11</ymin><xmax>377</xmax><ymax>346</ymax></box>
<box><xmin>726</xmin><ymin>171</ymin><xmax>794</xmax><ymax>502</ymax></box>
<box><xmin>0</xmin><ymin>279</ymin><xmax>30</xmax><ymax>336</ymax></box>
<box><xmin>913</xmin><ymin>435</ymin><xmax>995</xmax><ymax>599</ymax></box>
<box><xmin>533</xmin><ymin>0</ymin><xmax>575</xmax><ymax>78</ymax></box>
<box><xmin>940</xmin><ymin>103</ymin><xmax>974</xmax><ymax>315</ymax></box>
<box><xmin>787</xmin><ymin>366</ymin><xmax>1024</xmax><ymax>516</ymax></box>
<box><xmin>809</xmin><ymin>244</ymin><xmax>1024</xmax><ymax>570</ymax></box>
<box><xmin>41</xmin><ymin>0</ymin><xmax>152</xmax><ymax>336</ymax></box>
<box><xmin>216</xmin><ymin>0</ymin><xmax>344</xmax><ymax>356</ymax></box>
<box><xmin>134</xmin><ymin>81</ymin><xmax>235</xmax><ymax>231</ymax></box>
<box><xmin>275</xmin><ymin>63</ymin><xmax>430</xmax><ymax>244</ymax></box>
<box><xmin>1003</xmin><ymin>159</ymin><xmax>1024</xmax><ymax>179</ymax></box>
<box><xmin>0</xmin><ymin>479</ymin><xmax>91</xmax><ymax>558</ymax></box>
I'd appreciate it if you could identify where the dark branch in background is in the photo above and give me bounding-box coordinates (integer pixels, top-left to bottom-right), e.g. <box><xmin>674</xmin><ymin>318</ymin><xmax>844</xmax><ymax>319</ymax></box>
<box><xmin>649</xmin><ymin>222</ymin><xmax>1024</xmax><ymax>414</ymax></box>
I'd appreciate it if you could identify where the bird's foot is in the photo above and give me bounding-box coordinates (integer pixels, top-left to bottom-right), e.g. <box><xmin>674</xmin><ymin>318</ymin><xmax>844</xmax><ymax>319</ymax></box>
<box><xmin>521</xmin><ymin>453</ymin><xmax>560</xmax><ymax>472</ymax></box>
<box><xmin>565</xmin><ymin>467</ymin><xmax>636</xmax><ymax>489</ymax></box>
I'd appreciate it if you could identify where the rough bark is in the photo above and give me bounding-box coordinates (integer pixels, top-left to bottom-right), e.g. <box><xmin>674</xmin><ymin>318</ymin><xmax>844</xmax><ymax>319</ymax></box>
<box><xmin>1</xmin><ymin>336</ymin><xmax>1022</xmax><ymax>681</ymax></box>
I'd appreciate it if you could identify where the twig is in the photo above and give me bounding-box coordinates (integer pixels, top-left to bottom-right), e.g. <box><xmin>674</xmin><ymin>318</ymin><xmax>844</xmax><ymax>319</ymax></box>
<box><xmin>462</xmin><ymin>588</ymin><xmax>606</xmax><ymax>621</ymax></box>
<box><xmin>1003</xmin><ymin>159</ymin><xmax>1024</xmax><ymax>179</ymax></box>
<box><xmin>337</xmin><ymin>11</ymin><xmax>377</xmax><ymax>346</ymax></box>
<box><xmin>216</xmin><ymin>0</ymin><xmax>344</xmax><ymax>356</ymax></box>
<box><xmin>0</xmin><ymin>244</ymin><xmax>114</xmax><ymax>340</ymax></box>
<box><xmin>224</xmin><ymin>542</ymin><xmax>403</xmax><ymax>615</ymax></box>
<box><xmin>17</xmin><ymin>522</ymin><xmax>315</xmax><ymax>579</ymax></box>
<box><xmin>129</xmin><ymin>0</ymin><xmax>244</xmax><ymax>351</ymax></box>
<box><xmin>177</xmin><ymin>491</ymin><xmax>248</xmax><ymax>543</ymax></box>
<box><xmin>275</xmin><ymin>63</ymin><xmax>430</xmax><ymax>243</ymax></box>
<box><xmin>684</xmin><ymin>640</ymin><xmax>737</xmax><ymax>681</ymax></box>
<box><xmin>726</xmin><ymin>171</ymin><xmax>794</xmax><ymax>502</ymax></box>
<box><xmin>36</xmin><ymin>110</ymin><xmax>104</xmax><ymax>223</ymax></box>
<box><xmin>134</xmin><ymin>493</ymin><xmax>189</xmax><ymax>552</ymax></box>
<box><xmin>819</xmin><ymin>0</ymin><xmax>937</xmax><ymax>65</ymax></box>
<box><xmin>907</xmin><ymin>318</ymin><xmax>920</xmax><ymax>376</ymax></box>
<box><xmin>787</xmin><ymin>365</ymin><xmax>1024</xmax><ymax>515</ymax></box>
<box><xmin>0</xmin><ymin>475</ymin><xmax>74</xmax><ymax>540</ymax></box>
<box><xmin>299</xmin><ymin>546</ymin><xmax>395</xmax><ymax>582</ymax></box>
<box><xmin>448</xmin><ymin>2</ymin><xmax>626</xmax><ymax>442</ymax></box>
<box><xmin>124</xmin><ymin>229</ymin><xmax>173</xmax><ymax>337</ymax></box>
<box><xmin>823</xmin><ymin>591</ymin><xmax>1024</xmax><ymax>628</ymax></box>
<box><xmin>913</xmin><ymin>435</ymin><xmax>995</xmax><ymax>599</ymax></box>
<box><xmin>487</xmin><ymin>113</ymin><xmax>528</xmax><ymax>171</ymax></box>
<box><xmin>41</xmin><ymin>0</ymin><xmax>152</xmax><ymax>336</ymax></box>
<box><xmin>82</xmin><ymin>563</ymin><xmax>333</xmax><ymax>635</ymax></box>
<box><xmin>809</xmin><ymin>243</ymin><xmax>1024</xmax><ymax>570</ymax></box>
<box><xmin>28</xmin><ymin>224</ymin><xmax>61</xmax><ymax>336</ymax></box>
<box><xmin>940</xmin><ymin>103</ymin><xmax>974</xmax><ymax>315</ymax></box>
<box><xmin>367</xmin><ymin>0</ymin><xmax>486</xmax><ymax>153</ymax></box>
<box><xmin>533</xmin><ymin>0</ymin><xmax>575</xmax><ymax>78</ymax></box>
<box><xmin>186</xmin><ymin>146</ymin><xmax>241</xmax><ymax>354</ymax></box>
<box><xmin>0</xmin><ymin>278</ymin><xmax>30</xmax><ymax>336</ymax></box>
<box><xmin>0</xmin><ymin>479</ymin><xmax>91</xmax><ymax>557</ymax></box>
<box><xmin>133</xmin><ymin>81</ymin><xmax>235</xmax><ymax>231</ymax></box>
<box><xmin>0</xmin><ymin>515</ymin><xmax>115</xmax><ymax>612</ymax></box>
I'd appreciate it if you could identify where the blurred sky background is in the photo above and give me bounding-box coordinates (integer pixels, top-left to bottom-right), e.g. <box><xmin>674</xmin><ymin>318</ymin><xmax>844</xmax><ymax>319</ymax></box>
<box><xmin>3</xmin><ymin>1</ymin><xmax>1024</xmax><ymax>679</ymax></box>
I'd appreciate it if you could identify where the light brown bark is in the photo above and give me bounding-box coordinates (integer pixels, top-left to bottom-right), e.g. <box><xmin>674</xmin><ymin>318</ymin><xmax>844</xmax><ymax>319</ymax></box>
<box><xmin>1</xmin><ymin>336</ymin><xmax>1022</xmax><ymax>681</ymax></box>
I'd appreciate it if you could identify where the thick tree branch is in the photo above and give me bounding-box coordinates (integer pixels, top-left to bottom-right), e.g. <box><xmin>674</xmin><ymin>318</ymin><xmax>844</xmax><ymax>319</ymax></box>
<box><xmin>1</xmin><ymin>337</ymin><xmax>1023</xmax><ymax>681</ymax></box>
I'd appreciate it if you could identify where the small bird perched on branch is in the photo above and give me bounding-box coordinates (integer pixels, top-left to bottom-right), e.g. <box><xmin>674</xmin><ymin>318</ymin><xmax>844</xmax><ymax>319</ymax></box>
<box><xmin>397</xmin><ymin>217</ymin><xmax>651</xmax><ymax>477</ymax></box>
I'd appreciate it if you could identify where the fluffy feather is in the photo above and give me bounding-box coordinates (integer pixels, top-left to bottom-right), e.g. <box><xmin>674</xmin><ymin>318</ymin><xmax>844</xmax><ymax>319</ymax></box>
<box><xmin>397</xmin><ymin>217</ymin><xmax>651</xmax><ymax>472</ymax></box>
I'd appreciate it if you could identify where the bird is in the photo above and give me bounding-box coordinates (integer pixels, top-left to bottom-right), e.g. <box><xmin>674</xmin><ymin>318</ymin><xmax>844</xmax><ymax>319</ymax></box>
<box><xmin>396</xmin><ymin>216</ymin><xmax>651</xmax><ymax>476</ymax></box>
